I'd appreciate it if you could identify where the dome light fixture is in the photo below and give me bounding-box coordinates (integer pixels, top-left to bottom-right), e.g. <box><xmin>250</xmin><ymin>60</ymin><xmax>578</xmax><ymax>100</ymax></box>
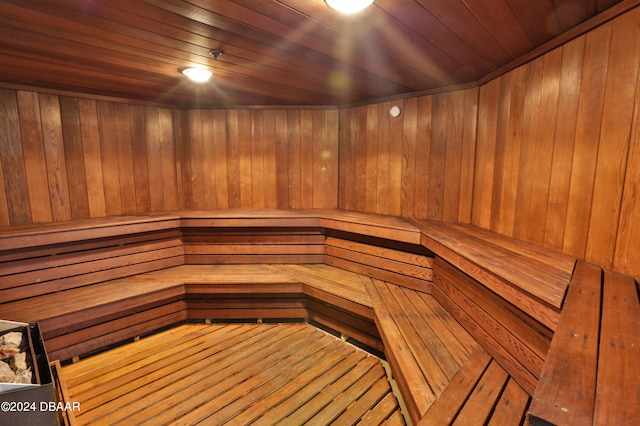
<box><xmin>325</xmin><ymin>0</ymin><xmax>374</xmax><ymax>14</ymax></box>
<box><xmin>181</xmin><ymin>67</ymin><xmax>212</xmax><ymax>83</ymax></box>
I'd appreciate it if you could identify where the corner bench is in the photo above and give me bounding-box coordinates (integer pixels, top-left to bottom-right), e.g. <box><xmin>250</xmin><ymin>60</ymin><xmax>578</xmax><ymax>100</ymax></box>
<box><xmin>1</xmin><ymin>209</ymin><xmax>638</xmax><ymax>425</ymax></box>
<box><xmin>529</xmin><ymin>261</ymin><xmax>640</xmax><ymax>425</ymax></box>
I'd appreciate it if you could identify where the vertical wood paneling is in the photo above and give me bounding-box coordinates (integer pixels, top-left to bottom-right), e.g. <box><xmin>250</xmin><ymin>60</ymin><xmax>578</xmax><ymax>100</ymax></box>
<box><xmin>457</xmin><ymin>88</ymin><xmax>478</xmax><ymax>223</ymax></box>
<box><xmin>233</xmin><ymin>110</ymin><xmax>254</xmax><ymax>208</ymax></box>
<box><xmin>130</xmin><ymin>105</ymin><xmax>151</xmax><ymax>212</ymax></box>
<box><xmin>40</xmin><ymin>94</ymin><xmax>72</xmax><ymax>222</ymax></box>
<box><xmin>354</xmin><ymin>106</ymin><xmax>368</xmax><ymax>212</ymax></box>
<box><xmin>250</xmin><ymin>110</ymin><xmax>267</xmax><ymax>208</ymax></box>
<box><xmin>0</xmin><ymin>158</ymin><xmax>9</xmax><ymax>226</ymax></box>
<box><xmin>326</xmin><ymin>109</ymin><xmax>339</xmax><ymax>209</ymax></box>
<box><xmin>376</xmin><ymin>103</ymin><xmax>390</xmax><ymax>215</ymax></box>
<box><xmin>473</xmin><ymin>80</ymin><xmax>499</xmax><ymax>228</ymax></box>
<box><xmin>414</xmin><ymin>96</ymin><xmax>433</xmax><ymax>218</ymax></box>
<box><xmin>98</xmin><ymin>101</ymin><xmax>122</xmax><ymax>216</ymax></box>
<box><xmin>429</xmin><ymin>94</ymin><xmax>447</xmax><ymax>220</ymax></box>
<box><xmin>299</xmin><ymin>110</ymin><xmax>315</xmax><ymax>209</ymax></box>
<box><xmin>400</xmin><ymin>97</ymin><xmax>417</xmax><ymax>217</ymax></box>
<box><xmin>275</xmin><ymin>110</ymin><xmax>290</xmax><ymax>208</ymax></box>
<box><xmin>311</xmin><ymin>110</ymin><xmax>325</xmax><ymax>209</ymax></box>
<box><xmin>225</xmin><ymin>111</ymin><xmax>242</xmax><ymax>208</ymax></box>
<box><xmin>17</xmin><ymin>91</ymin><xmax>52</xmax><ymax>223</ymax></box>
<box><xmin>60</xmin><ymin>97</ymin><xmax>90</xmax><ymax>219</ymax></box>
<box><xmin>490</xmin><ymin>67</ymin><xmax>525</xmax><ymax>236</ymax></box>
<box><xmin>335</xmin><ymin>6</ymin><xmax>638</xmax><ymax>277</ymax></box>
<box><xmin>442</xmin><ymin>91</ymin><xmax>464</xmax><ymax>222</ymax></box>
<box><xmin>174</xmin><ymin>109</ymin><xmax>191</xmax><ymax>209</ymax></box>
<box><xmin>338</xmin><ymin>88</ymin><xmax>478</xmax><ymax>222</ymax></box>
<box><xmin>516</xmin><ymin>52</ymin><xmax>563</xmax><ymax>245</ymax></box>
<box><xmin>543</xmin><ymin>38</ymin><xmax>584</xmax><ymax>249</ymax></box>
<box><xmin>470</xmin><ymin>8</ymin><xmax>640</xmax><ymax>277</ymax></box>
<box><xmin>526</xmin><ymin>49</ymin><xmax>562</xmax><ymax>246</ymax></box>
<box><xmin>0</xmin><ymin>89</ymin><xmax>31</xmax><ymax>225</ymax></box>
<box><xmin>1</xmin><ymin>91</ymin><xmax>337</xmax><ymax>222</ymax></box>
<box><xmin>365</xmin><ymin>104</ymin><xmax>379</xmax><ymax>213</ymax></box>
<box><xmin>262</xmin><ymin>110</ymin><xmax>278</xmax><ymax>209</ymax></box>
<box><xmin>201</xmin><ymin>109</ymin><xmax>217</xmax><ymax>209</ymax></box>
<box><xmin>212</xmin><ymin>110</ymin><xmax>229</xmax><ymax>209</ymax></box>
<box><xmin>158</xmin><ymin>108</ymin><xmax>178</xmax><ymax>211</ymax></box>
<box><xmin>388</xmin><ymin>102</ymin><xmax>403</xmax><ymax>216</ymax></box>
<box><xmin>1</xmin><ymin>6</ymin><xmax>639</xmax><ymax>279</ymax></box>
<box><xmin>188</xmin><ymin>109</ymin><xmax>205</xmax><ymax>209</ymax></box>
<box><xmin>174</xmin><ymin>108</ymin><xmax>339</xmax><ymax>211</ymax></box>
<box><xmin>112</xmin><ymin>103</ymin><xmax>137</xmax><ymax>215</ymax></box>
<box><xmin>562</xmin><ymin>23</ymin><xmax>611</xmax><ymax>259</ymax></box>
<box><xmin>79</xmin><ymin>99</ymin><xmax>107</xmax><ymax>218</ymax></box>
<box><xmin>512</xmin><ymin>58</ymin><xmax>544</xmax><ymax>241</ymax></box>
<box><xmin>0</xmin><ymin>89</ymin><xmax>179</xmax><ymax>224</ymax></box>
<box><xmin>615</xmin><ymin>69</ymin><xmax>640</xmax><ymax>276</ymax></box>
<box><xmin>286</xmin><ymin>110</ymin><xmax>301</xmax><ymax>208</ymax></box>
<box><xmin>585</xmin><ymin>10</ymin><xmax>640</xmax><ymax>268</ymax></box>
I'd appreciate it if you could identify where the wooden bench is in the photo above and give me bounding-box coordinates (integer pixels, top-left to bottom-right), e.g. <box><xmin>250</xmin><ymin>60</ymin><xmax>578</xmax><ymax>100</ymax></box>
<box><xmin>408</xmin><ymin>219</ymin><xmax>576</xmax><ymax>398</ymax></box>
<box><xmin>1</xmin><ymin>210</ymin><xmax>418</xmax><ymax>361</ymax></box>
<box><xmin>0</xmin><ymin>214</ymin><xmax>186</xmax><ymax>361</ymax></box>
<box><xmin>365</xmin><ymin>278</ymin><xmax>479</xmax><ymax>423</ymax></box>
<box><xmin>133</xmin><ymin>263</ymin><xmax>382</xmax><ymax>353</ymax></box>
<box><xmin>528</xmin><ymin>261</ymin><xmax>640</xmax><ymax>426</ymax></box>
<box><xmin>0</xmin><ymin>261</ymin><xmax>381</xmax><ymax>361</ymax></box>
<box><xmin>419</xmin><ymin>346</ymin><xmax>531</xmax><ymax>425</ymax></box>
<box><xmin>1</xmin><ymin>209</ymin><xmax>638</xmax><ymax>425</ymax></box>
<box><xmin>178</xmin><ymin>210</ymin><xmax>324</xmax><ymax>264</ymax></box>
<box><xmin>179</xmin><ymin>209</ymin><xmax>433</xmax><ymax>292</ymax></box>
<box><xmin>408</xmin><ymin>219</ymin><xmax>576</xmax><ymax>331</ymax></box>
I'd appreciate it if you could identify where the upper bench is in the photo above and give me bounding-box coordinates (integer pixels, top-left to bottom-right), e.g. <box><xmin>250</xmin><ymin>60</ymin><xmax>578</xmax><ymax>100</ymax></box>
<box><xmin>0</xmin><ymin>209</ymin><xmax>572</xmax><ymax>326</ymax></box>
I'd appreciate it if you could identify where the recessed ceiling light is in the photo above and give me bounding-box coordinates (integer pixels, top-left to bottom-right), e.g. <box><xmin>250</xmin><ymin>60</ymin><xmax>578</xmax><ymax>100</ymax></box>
<box><xmin>325</xmin><ymin>0</ymin><xmax>374</xmax><ymax>14</ymax></box>
<box><xmin>181</xmin><ymin>67</ymin><xmax>212</xmax><ymax>83</ymax></box>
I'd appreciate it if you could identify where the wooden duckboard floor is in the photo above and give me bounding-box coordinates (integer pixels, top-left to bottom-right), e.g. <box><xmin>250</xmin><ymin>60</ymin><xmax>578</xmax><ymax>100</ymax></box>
<box><xmin>61</xmin><ymin>322</ymin><xmax>406</xmax><ymax>425</ymax></box>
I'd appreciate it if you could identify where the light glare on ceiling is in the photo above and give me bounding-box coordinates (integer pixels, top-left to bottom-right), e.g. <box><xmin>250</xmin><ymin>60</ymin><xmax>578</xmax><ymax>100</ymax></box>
<box><xmin>325</xmin><ymin>0</ymin><xmax>374</xmax><ymax>14</ymax></box>
<box><xmin>182</xmin><ymin>67</ymin><xmax>212</xmax><ymax>83</ymax></box>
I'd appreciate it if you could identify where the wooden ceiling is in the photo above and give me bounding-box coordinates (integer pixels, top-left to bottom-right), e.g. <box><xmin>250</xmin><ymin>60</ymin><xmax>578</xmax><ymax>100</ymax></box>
<box><xmin>0</xmin><ymin>0</ymin><xmax>627</xmax><ymax>107</ymax></box>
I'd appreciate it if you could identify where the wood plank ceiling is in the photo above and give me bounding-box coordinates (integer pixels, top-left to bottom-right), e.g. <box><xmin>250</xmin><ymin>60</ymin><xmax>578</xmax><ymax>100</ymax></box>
<box><xmin>0</xmin><ymin>0</ymin><xmax>625</xmax><ymax>107</ymax></box>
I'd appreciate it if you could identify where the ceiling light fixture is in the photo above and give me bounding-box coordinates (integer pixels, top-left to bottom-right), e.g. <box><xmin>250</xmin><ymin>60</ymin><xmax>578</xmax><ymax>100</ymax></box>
<box><xmin>181</xmin><ymin>67</ymin><xmax>212</xmax><ymax>83</ymax></box>
<box><xmin>325</xmin><ymin>0</ymin><xmax>374</xmax><ymax>14</ymax></box>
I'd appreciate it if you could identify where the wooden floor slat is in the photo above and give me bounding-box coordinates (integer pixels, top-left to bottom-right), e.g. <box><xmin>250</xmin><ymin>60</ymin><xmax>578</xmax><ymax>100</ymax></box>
<box><xmin>61</xmin><ymin>323</ymin><xmax>405</xmax><ymax>425</ymax></box>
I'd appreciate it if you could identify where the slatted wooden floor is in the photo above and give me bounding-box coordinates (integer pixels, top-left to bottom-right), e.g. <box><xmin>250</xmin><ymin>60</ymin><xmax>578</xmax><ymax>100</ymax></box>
<box><xmin>61</xmin><ymin>322</ymin><xmax>406</xmax><ymax>425</ymax></box>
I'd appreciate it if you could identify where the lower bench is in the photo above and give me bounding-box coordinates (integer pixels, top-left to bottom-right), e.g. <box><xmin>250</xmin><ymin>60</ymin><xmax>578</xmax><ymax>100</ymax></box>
<box><xmin>0</xmin><ymin>264</ymin><xmax>380</xmax><ymax>361</ymax></box>
<box><xmin>419</xmin><ymin>346</ymin><xmax>531</xmax><ymax>425</ymax></box>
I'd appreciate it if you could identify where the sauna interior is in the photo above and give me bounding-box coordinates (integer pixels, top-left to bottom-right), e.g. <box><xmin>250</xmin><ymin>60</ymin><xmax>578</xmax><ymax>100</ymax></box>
<box><xmin>0</xmin><ymin>1</ymin><xmax>639</xmax><ymax>425</ymax></box>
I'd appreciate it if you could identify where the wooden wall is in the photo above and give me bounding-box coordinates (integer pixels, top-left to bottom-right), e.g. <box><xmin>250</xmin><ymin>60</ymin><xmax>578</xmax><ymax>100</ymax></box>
<box><xmin>338</xmin><ymin>89</ymin><xmax>478</xmax><ymax>221</ymax></box>
<box><xmin>0</xmin><ymin>90</ymin><xmax>339</xmax><ymax>226</ymax></box>
<box><xmin>174</xmin><ymin>108</ymin><xmax>339</xmax><ymax>210</ymax></box>
<box><xmin>337</xmin><ymin>7</ymin><xmax>640</xmax><ymax>278</ymax></box>
<box><xmin>1</xmin><ymin>7</ymin><xmax>639</xmax><ymax>277</ymax></box>
<box><xmin>472</xmin><ymin>7</ymin><xmax>640</xmax><ymax>278</ymax></box>
<box><xmin>0</xmin><ymin>90</ymin><xmax>178</xmax><ymax>225</ymax></box>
